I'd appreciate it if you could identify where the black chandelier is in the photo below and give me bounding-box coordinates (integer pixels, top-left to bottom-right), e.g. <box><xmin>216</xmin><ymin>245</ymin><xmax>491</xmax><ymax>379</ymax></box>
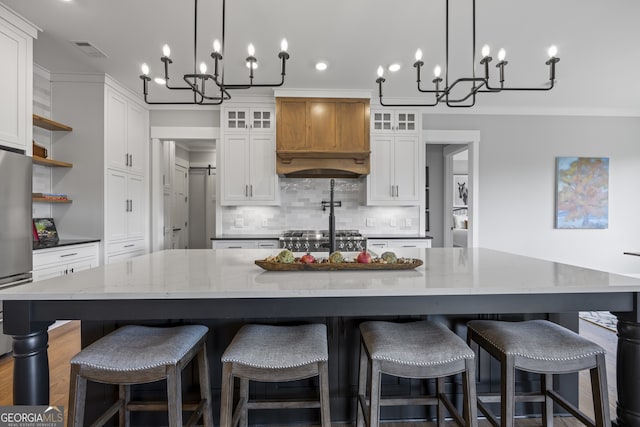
<box><xmin>139</xmin><ymin>0</ymin><xmax>290</xmax><ymax>105</ymax></box>
<box><xmin>375</xmin><ymin>0</ymin><xmax>559</xmax><ymax>108</ymax></box>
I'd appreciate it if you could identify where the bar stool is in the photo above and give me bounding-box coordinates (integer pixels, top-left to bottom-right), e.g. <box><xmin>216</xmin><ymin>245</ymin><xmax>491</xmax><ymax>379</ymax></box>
<box><xmin>68</xmin><ymin>324</ymin><xmax>213</xmax><ymax>427</ymax></box>
<box><xmin>220</xmin><ymin>323</ymin><xmax>331</xmax><ymax>427</ymax></box>
<box><xmin>466</xmin><ymin>319</ymin><xmax>610</xmax><ymax>427</ymax></box>
<box><xmin>356</xmin><ymin>320</ymin><xmax>478</xmax><ymax>427</ymax></box>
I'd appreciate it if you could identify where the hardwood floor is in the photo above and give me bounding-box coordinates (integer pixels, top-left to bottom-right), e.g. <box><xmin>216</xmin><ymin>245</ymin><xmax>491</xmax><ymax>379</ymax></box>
<box><xmin>0</xmin><ymin>319</ymin><xmax>617</xmax><ymax>427</ymax></box>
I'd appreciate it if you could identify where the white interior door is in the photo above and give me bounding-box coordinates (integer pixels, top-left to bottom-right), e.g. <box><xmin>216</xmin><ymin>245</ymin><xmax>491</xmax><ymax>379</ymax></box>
<box><xmin>173</xmin><ymin>164</ymin><xmax>188</xmax><ymax>249</ymax></box>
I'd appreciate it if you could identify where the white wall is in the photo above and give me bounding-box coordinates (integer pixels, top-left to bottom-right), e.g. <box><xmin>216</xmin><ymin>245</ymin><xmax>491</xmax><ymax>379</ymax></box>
<box><xmin>424</xmin><ymin>114</ymin><xmax>640</xmax><ymax>275</ymax></box>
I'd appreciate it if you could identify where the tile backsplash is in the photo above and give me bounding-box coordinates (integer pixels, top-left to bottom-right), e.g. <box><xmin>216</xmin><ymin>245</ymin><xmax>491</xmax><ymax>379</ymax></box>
<box><xmin>220</xmin><ymin>178</ymin><xmax>420</xmax><ymax>235</ymax></box>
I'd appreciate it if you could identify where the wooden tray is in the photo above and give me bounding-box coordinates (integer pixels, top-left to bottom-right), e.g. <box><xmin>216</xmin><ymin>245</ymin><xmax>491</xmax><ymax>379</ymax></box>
<box><xmin>255</xmin><ymin>259</ymin><xmax>423</xmax><ymax>271</ymax></box>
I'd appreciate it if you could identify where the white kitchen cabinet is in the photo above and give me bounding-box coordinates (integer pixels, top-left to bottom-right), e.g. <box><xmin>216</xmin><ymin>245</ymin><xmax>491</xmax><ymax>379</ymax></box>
<box><xmin>213</xmin><ymin>239</ymin><xmax>279</xmax><ymax>249</ymax></box>
<box><xmin>367</xmin><ymin>239</ymin><xmax>432</xmax><ymax>250</ymax></box>
<box><xmin>223</xmin><ymin>107</ymin><xmax>274</xmax><ymax>133</ymax></box>
<box><xmin>370</xmin><ymin>109</ymin><xmax>418</xmax><ymax>134</ymax></box>
<box><xmin>49</xmin><ymin>74</ymin><xmax>149</xmax><ymax>265</ymax></box>
<box><xmin>106</xmin><ymin>170</ymin><xmax>145</xmax><ymax>242</ymax></box>
<box><xmin>367</xmin><ymin>134</ymin><xmax>420</xmax><ymax>205</ymax></box>
<box><xmin>0</xmin><ymin>6</ymin><xmax>37</xmax><ymax>153</ymax></box>
<box><xmin>220</xmin><ymin>133</ymin><xmax>278</xmax><ymax>205</ymax></box>
<box><xmin>106</xmin><ymin>88</ymin><xmax>147</xmax><ymax>175</ymax></box>
<box><xmin>32</xmin><ymin>242</ymin><xmax>100</xmax><ymax>282</ymax></box>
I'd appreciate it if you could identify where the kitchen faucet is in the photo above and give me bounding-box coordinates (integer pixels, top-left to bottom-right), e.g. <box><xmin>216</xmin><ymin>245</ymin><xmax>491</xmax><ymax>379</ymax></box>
<box><xmin>321</xmin><ymin>179</ymin><xmax>342</xmax><ymax>254</ymax></box>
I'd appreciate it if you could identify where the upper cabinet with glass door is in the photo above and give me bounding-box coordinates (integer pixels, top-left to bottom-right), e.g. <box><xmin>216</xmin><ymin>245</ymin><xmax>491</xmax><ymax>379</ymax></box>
<box><xmin>223</xmin><ymin>107</ymin><xmax>275</xmax><ymax>133</ymax></box>
<box><xmin>370</xmin><ymin>109</ymin><xmax>419</xmax><ymax>134</ymax></box>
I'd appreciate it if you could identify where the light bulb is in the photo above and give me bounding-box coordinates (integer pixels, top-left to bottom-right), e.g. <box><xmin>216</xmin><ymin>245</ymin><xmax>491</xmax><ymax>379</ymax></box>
<box><xmin>154</xmin><ymin>77</ymin><xmax>166</xmax><ymax>85</ymax></box>
<box><xmin>246</xmin><ymin>61</ymin><xmax>258</xmax><ymax>69</ymax></box>
<box><xmin>162</xmin><ymin>44</ymin><xmax>171</xmax><ymax>58</ymax></box>
<box><xmin>280</xmin><ymin>38</ymin><xmax>288</xmax><ymax>52</ymax></box>
<box><xmin>434</xmin><ymin>65</ymin><xmax>442</xmax><ymax>78</ymax></box>
<box><xmin>248</xmin><ymin>43</ymin><xmax>255</xmax><ymax>56</ymax></box>
<box><xmin>548</xmin><ymin>45</ymin><xmax>558</xmax><ymax>58</ymax></box>
<box><xmin>213</xmin><ymin>39</ymin><xmax>221</xmax><ymax>53</ymax></box>
<box><xmin>498</xmin><ymin>48</ymin><xmax>506</xmax><ymax>61</ymax></box>
<box><xmin>481</xmin><ymin>44</ymin><xmax>490</xmax><ymax>58</ymax></box>
<box><xmin>415</xmin><ymin>49</ymin><xmax>423</xmax><ymax>61</ymax></box>
<box><xmin>199</xmin><ymin>62</ymin><xmax>207</xmax><ymax>74</ymax></box>
<box><xmin>377</xmin><ymin>66</ymin><xmax>384</xmax><ymax>78</ymax></box>
<box><xmin>141</xmin><ymin>63</ymin><xmax>149</xmax><ymax>76</ymax></box>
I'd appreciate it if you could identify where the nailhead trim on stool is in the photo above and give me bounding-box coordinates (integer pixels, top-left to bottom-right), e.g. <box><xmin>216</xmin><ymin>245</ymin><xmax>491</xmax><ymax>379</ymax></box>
<box><xmin>356</xmin><ymin>320</ymin><xmax>478</xmax><ymax>427</ymax></box>
<box><xmin>466</xmin><ymin>319</ymin><xmax>610</xmax><ymax>427</ymax></box>
<box><xmin>220</xmin><ymin>323</ymin><xmax>331</xmax><ymax>427</ymax></box>
<box><xmin>68</xmin><ymin>324</ymin><xmax>213</xmax><ymax>427</ymax></box>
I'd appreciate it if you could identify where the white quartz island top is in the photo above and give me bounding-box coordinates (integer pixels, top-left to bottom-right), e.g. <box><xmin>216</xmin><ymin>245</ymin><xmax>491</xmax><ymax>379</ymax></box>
<box><xmin>2</xmin><ymin>248</ymin><xmax>640</xmax><ymax>301</ymax></box>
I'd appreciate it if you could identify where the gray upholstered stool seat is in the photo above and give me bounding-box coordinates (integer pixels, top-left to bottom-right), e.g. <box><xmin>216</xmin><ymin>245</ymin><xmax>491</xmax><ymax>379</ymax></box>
<box><xmin>220</xmin><ymin>323</ymin><xmax>331</xmax><ymax>427</ymax></box>
<box><xmin>357</xmin><ymin>320</ymin><xmax>478</xmax><ymax>427</ymax></box>
<box><xmin>467</xmin><ymin>319</ymin><xmax>609</xmax><ymax>427</ymax></box>
<box><xmin>68</xmin><ymin>324</ymin><xmax>213</xmax><ymax>427</ymax></box>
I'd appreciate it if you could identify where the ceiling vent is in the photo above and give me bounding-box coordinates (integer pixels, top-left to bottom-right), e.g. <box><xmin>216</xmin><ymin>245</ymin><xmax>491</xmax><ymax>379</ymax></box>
<box><xmin>71</xmin><ymin>41</ymin><xmax>108</xmax><ymax>58</ymax></box>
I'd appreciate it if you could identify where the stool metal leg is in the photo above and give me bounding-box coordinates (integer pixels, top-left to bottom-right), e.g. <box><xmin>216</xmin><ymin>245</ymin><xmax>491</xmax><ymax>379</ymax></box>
<box><xmin>220</xmin><ymin>363</ymin><xmax>234</xmax><ymax>427</ymax></box>
<box><xmin>501</xmin><ymin>356</ymin><xmax>515</xmax><ymax>427</ymax></box>
<box><xmin>167</xmin><ymin>364</ymin><xmax>183</xmax><ymax>427</ymax></box>
<box><xmin>591</xmin><ymin>353</ymin><xmax>611</xmax><ymax>427</ymax></box>
<box><xmin>542</xmin><ymin>374</ymin><xmax>553</xmax><ymax>427</ymax></box>
<box><xmin>356</xmin><ymin>341</ymin><xmax>368</xmax><ymax>427</ymax></box>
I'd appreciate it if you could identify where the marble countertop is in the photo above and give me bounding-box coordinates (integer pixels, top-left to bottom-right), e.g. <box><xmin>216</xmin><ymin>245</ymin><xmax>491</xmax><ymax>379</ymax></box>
<box><xmin>2</xmin><ymin>248</ymin><xmax>640</xmax><ymax>301</ymax></box>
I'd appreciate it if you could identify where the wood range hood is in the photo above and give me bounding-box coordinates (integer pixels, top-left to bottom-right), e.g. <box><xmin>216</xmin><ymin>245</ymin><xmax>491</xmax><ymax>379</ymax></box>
<box><xmin>276</xmin><ymin>97</ymin><xmax>370</xmax><ymax>178</ymax></box>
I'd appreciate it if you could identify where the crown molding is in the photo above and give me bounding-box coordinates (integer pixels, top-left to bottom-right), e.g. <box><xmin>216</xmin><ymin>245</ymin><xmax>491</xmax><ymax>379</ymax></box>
<box><xmin>274</xmin><ymin>88</ymin><xmax>373</xmax><ymax>99</ymax></box>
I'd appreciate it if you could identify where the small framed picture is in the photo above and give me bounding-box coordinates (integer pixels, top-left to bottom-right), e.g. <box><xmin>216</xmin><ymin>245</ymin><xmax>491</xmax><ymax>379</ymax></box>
<box><xmin>33</xmin><ymin>218</ymin><xmax>59</xmax><ymax>243</ymax></box>
<box><xmin>453</xmin><ymin>174</ymin><xmax>469</xmax><ymax>207</ymax></box>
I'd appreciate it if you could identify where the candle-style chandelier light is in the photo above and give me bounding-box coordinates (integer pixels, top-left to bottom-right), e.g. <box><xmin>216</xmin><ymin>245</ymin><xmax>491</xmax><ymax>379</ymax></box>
<box><xmin>375</xmin><ymin>0</ymin><xmax>560</xmax><ymax>108</ymax></box>
<box><xmin>139</xmin><ymin>0</ymin><xmax>290</xmax><ymax>105</ymax></box>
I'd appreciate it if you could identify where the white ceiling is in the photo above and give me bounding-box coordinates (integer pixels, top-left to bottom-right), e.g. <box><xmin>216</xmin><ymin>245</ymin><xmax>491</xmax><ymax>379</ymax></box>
<box><xmin>4</xmin><ymin>0</ymin><xmax>640</xmax><ymax>115</ymax></box>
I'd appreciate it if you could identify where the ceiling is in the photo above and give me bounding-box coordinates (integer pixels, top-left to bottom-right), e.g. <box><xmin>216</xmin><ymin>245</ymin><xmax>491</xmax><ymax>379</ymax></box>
<box><xmin>4</xmin><ymin>0</ymin><xmax>640</xmax><ymax>115</ymax></box>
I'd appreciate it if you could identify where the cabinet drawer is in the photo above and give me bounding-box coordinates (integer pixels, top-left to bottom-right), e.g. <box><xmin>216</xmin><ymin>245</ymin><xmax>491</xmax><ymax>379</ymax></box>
<box><xmin>33</xmin><ymin>243</ymin><xmax>99</xmax><ymax>269</ymax></box>
<box><xmin>107</xmin><ymin>249</ymin><xmax>145</xmax><ymax>264</ymax></box>
<box><xmin>107</xmin><ymin>239</ymin><xmax>146</xmax><ymax>255</ymax></box>
<box><xmin>214</xmin><ymin>240</ymin><xmax>256</xmax><ymax>249</ymax></box>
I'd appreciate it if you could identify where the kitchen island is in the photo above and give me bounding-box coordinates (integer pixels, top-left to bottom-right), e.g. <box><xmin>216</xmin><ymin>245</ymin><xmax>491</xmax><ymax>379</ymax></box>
<box><xmin>2</xmin><ymin>248</ymin><xmax>640</xmax><ymax>426</ymax></box>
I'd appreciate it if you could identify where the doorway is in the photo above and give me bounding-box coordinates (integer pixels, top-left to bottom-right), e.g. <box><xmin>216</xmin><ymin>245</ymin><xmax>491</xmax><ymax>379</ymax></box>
<box><xmin>424</xmin><ymin>130</ymin><xmax>480</xmax><ymax>248</ymax></box>
<box><xmin>188</xmin><ymin>166</ymin><xmax>216</xmax><ymax>249</ymax></box>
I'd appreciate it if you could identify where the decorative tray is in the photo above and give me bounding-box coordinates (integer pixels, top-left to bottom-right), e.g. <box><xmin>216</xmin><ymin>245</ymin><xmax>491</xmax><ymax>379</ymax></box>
<box><xmin>254</xmin><ymin>259</ymin><xmax>423</xmax><ymax>271</ymax></box>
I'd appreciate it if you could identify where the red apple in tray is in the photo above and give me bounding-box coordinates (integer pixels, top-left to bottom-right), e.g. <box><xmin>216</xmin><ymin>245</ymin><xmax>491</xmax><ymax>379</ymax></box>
<box><xmin>300</xmin><ymin>253</ymin><xmax>316</xmax><ymax>264</ymax></box>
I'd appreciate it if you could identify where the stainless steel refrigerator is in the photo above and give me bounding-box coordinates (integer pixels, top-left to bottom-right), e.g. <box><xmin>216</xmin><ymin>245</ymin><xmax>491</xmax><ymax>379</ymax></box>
<box><xmin>0</xmin><ymin>145</ymin><xmax>33</xmax><ymax>355</ymax></box>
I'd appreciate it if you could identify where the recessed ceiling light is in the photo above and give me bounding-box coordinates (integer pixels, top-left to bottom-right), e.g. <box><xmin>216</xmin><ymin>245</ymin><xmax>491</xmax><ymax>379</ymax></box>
<box><xmin>388</xmin><ymin>63</ymin><xmax>401</xmax><ymax>72</ymax></box>
<box><xmin>154</xmin><ymin>77</ymin><xmax>166</xmax><ymax>85</ymax></box>
<box><xmin>315</xmin><ymin>62</ymin><xmax>328</xmax><ymax>71</ymax></box>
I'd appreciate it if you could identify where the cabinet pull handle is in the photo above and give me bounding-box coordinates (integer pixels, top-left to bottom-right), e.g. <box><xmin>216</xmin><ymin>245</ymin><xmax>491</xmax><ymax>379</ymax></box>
<box><xmin>60</xmin><ymin>253</ymin><xmax>78</xmax><ymax>258</ymax></box>
<box><xmin>129</xmin><ymin>154</ymin><xmax>133</xmax><ymax>167</ymax></box>
<box><xmin>395</xmin><ymin>185</ymin><xmax>399</xmax><ymax>197</ymax></box>
<box><xmin>70</xmin><ymin>268</ymin><xmax>74</xmax><ymax>273</ymax></box>
<box><xmin>245</xmin><ymin>185</ymin><xmax>248</xmax><ymax>197</ymax></box>
<box><xmin>130</xmin><ymin>199</ymin><xmax>133</xmax><ymax>212</ymax></box>
<box><xmin>250</xmin><ymin>185</ymin><xmax>253</xmax><ymax>197</ymax></box>
<box><xmin>125</xmin><ymin>200</ymin><xmax>129</xmax><ymax>212</ymax></box>
<box><xmin>125</xmin><ymin>153</ymin><xmax>129</xmax><ymax>166</ymax></box>
<box><xmin>124</xmin><ymin>244</ymin><xmax>135</xmax><ymax>248</ymax></box>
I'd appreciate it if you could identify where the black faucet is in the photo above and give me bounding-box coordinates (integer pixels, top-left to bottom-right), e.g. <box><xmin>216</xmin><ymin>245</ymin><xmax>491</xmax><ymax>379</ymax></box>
<box><xmin>321</xmin><ymin>179</ymin><xmax>342</xmax><ymax>254</ymax></box>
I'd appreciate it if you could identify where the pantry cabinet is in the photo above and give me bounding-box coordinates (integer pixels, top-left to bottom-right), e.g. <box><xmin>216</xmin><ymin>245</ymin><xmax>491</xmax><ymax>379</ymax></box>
<box><xmin>49</xmin><ymin>74</ymin><xmax>149</xmax><ymax>264</ymax></box>
<box><xmin>0</xmin><ymin>5</ymin><xmax>37</xmax><ymax>152</ymax></box>
<box><xmin>223</xmin><ymin>107</ymin><xmax>274</xmax><ymax>133</ymax></box>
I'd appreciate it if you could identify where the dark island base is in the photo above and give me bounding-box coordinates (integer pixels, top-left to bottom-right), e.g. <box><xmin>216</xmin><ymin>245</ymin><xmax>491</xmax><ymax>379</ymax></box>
<box><xmin>79</xmin><ymin>313</ymin><xmax>578</xmax><ymax>426</ymax></box>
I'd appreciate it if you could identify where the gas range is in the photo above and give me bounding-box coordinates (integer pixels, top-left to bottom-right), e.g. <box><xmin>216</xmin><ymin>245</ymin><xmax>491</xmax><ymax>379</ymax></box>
<box><xmin>279</xmin><ymin>230</ymin><xmax>366</xmax><ymax>252</ymax></box>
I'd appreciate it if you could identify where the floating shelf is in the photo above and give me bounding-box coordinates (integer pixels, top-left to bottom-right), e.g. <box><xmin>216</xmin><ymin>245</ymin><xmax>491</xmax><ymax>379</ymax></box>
<box><xmin>32</xmin><ymin>197</ymin><xmax>72</xmax><ymax>203</ymax></box>
<box><xmin>32</xmin><ymin>155</ymin><xmax>73</xmax><ymax>168</ymax></box>
<box><xmin>33</xmin><ymin>114</ymin><xmax>72</xmax><ymax>132</ymax></box>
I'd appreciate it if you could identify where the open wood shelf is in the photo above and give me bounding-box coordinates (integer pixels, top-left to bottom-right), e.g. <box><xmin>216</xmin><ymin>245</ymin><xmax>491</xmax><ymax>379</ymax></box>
<box><xmin>32</xmin><ymin>197</ymin><xmax>72</xmax><ymax>203</ymax></box>
<box><xmin>32</xmin><ymin>155</ymin><xmax>73</xmax><ymax>168</ymax></box>
<box><xmin>33</xmin><ymin>114</ymin><xmax>72</xmax><ymax>131</ymax></box>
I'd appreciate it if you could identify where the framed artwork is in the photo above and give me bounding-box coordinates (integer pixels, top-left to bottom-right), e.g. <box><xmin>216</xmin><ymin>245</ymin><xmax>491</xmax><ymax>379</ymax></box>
<box><xmin>555</xmin><ymin>157</ymin><xmax>609</xmax><ymax>229</ymax></box>
<box><xmin>453</xmin><ymin>174</ymin><xmax>469</xmax><ymax>207</ymax></box>
<box><xmin>33</xmin><ymin>218</ymin><xmax>59</xmax><ymax>243</ymax></box>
